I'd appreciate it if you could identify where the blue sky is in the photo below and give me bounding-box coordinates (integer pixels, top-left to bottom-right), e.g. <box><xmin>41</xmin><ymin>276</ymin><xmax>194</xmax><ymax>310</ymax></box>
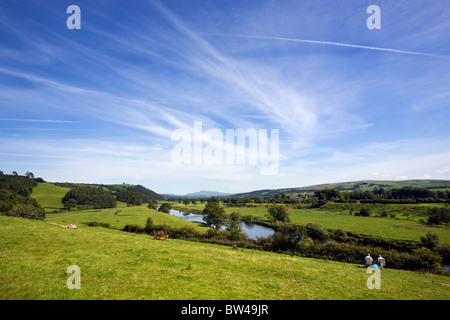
<box><xmin>1</xmin><ymin>0</ymin><xmax>450</xmax><ymax>194</ymax></box>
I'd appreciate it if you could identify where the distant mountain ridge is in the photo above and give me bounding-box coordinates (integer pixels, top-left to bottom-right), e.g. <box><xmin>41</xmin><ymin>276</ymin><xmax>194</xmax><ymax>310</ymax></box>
<box><xmin>162</xmin><ymin>190</ymin><xmax>232</xmax><ymax>199</ymax></box>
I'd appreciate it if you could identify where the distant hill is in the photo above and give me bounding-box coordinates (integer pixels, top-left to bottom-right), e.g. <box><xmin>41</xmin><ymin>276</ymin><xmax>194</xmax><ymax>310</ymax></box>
<box><xmin>231</xmin><ymin>179</ymin><xmax>450</xmax><ymax>199</ymax></box>
<box><xmin>162</xmin><ymin>190</ymin><xmax>232</xmax><ymax>199</ymax></box>
<box><xmin>51</xmin><ymin>182</ymin><xmax>164</xmax><ymax>201</ymax></box>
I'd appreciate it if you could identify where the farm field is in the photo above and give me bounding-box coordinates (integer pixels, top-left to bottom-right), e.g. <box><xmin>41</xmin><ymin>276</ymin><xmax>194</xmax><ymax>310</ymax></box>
<box><xmin>45</xmin><ymin>205</ymin><xmax>207</xmax><ymax>234</ymax></box>
<box><xmin>0</xmin><ymin>215</ymin><xmax>449</xmax><ymax>300</ymax></box>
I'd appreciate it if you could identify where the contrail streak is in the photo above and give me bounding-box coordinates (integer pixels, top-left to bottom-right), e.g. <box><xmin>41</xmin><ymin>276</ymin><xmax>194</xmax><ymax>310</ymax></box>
<box><xmin>198</xmin><ymin>33</ymin><xmax>441</xmax><ymax>57</ymax></box>
<box><xmin>0</xmin><ymin>119</ymin><xmax>80</xmax><ymax>123</ymax></box>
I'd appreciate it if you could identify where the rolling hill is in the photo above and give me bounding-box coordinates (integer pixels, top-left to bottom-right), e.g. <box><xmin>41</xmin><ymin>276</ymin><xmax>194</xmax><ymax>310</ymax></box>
<box><xmin>232</xmin><ymin>179</ymin><xmax>450</xmax><ymax>198</ymax></box>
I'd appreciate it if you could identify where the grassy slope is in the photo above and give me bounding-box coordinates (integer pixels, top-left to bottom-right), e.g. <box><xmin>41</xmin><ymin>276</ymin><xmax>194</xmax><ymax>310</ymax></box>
<box><xmin>0</xmin><ymin>215</ymin><xmax>449</xmax><ymax>300</ymax></box>
<box><xmin>31</xmin><ymin>183</ymin><xmax>70</xmax><ymax>211</ymax></box>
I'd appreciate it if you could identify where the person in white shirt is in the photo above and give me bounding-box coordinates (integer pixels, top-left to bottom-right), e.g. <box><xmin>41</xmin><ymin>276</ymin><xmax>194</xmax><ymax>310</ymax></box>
<box><xmin>377</xmin><ymin>255</ymin><xmax>385</xmax><ymax>268</ymax></box>
<box><xmin>365</xmin><ymin>254</ymin><xmax>373</xmax><ymax>266</ymax></box>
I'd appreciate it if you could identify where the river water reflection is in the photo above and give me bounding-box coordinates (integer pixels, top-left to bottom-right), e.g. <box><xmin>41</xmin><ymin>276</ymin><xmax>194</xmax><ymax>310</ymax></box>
<box><xmin>169</xmin><ymin>208</ymin><xmax>275</xmax><ymax>240</ymax></box>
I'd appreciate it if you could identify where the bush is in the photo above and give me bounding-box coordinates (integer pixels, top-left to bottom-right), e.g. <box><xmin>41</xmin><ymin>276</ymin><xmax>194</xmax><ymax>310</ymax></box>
<box><xmin>147</xmin><ymin>201</ymin><xmax>158</xmax><ymax>210</ymax></box>
<box><xmin>241</xmin><ymin>215</ymin><xmax>255</xmax><ymax>224</ymax></box>
<box><xmin>306</xmin><ymin>223</ymin><xmax>328</xmax><ymax>240</ymax></box>
<box><xmin>225</xmin><ymin>220</ymin><xmax>246</xmax><ymax>241</ymax></box>
<box><xmin>145</xmin><ymin>217</ymin><xmax>154</xmax><ymax>233</ymax></box>
<box><xmin>333</xmin><ymin>229</ymin><xmax>348</xmax><ymax>242</ymax></box>
<box><xmin>426</xmin><ymin>206</ymin><xmax>450</xmax><ymax>225</ymax></box>
<box><xmin>6</xmin><ymin>203</ymin><xmax>45</xmax><ymax>221</ymax></box>
<box><xmin>158</xmin><ymin>202</ymin><xmax>172</xmax><ymax>213</ymax></box>
<box><xmin>84</xmin><ymin>221</ymin><xmax>111</xmax><ymax>228</ymax></box>
<box><xmin>420</xmin><ymin>232</ymin><xmax>440</xmax><ymax>251</ymax></box>
<box><xmin>358</xmin><ymin>207</ymin><xmax>371</xmax><ymax>217</ymax></box>
<box><xmin>404</xmin><ymin>247</ymin><xmax>442</xmax><ymax>270</ymax></box>
<box><xmin>439</xmin><ymin>243</ymin><xmax>450</xmax><ymax>265</ymax></box>
<box><xmin>122</xmin><ymin>224</ymin><xmax>146</xmax><ymax>234</ymax></box>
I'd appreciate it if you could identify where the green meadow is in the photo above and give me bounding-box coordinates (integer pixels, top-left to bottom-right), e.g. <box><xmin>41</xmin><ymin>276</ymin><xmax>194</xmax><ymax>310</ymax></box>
<box><xmin>30</xmin><ymin>182</ymin><xmax>70</xmax><ymax>212</ymax></box>
<box><xmin>45</xmin><ymin>205</ymin><xmax>207</xmax><ymax>233</ymax></box>
<box><xmin>0</xmin><ymin>215</ymin><xmax>449</xmax><ymax>300</ymax></box>
<box><xmin>0</xmin><ymin>181</ymin><xmax>444</xmax><ymax>300</ymax></box>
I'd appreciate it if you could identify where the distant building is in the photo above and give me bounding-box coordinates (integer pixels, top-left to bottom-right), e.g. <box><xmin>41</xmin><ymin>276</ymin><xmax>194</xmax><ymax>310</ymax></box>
<box><xmin>289</xmin><ymin>194</ymin><xmax>308</xmax><ymax>202</ymax></box>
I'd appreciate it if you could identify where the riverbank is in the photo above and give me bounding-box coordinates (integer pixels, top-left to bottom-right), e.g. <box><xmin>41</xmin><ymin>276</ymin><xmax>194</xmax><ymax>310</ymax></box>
<box><xmin>168</xmin><ymin>207</ymin><xmax>275</xmax><ymax>240</ymax></box>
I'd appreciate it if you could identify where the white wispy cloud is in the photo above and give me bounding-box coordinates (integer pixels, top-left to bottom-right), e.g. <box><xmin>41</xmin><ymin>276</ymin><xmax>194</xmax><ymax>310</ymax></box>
<box><xmin>197</xmin><ymin>33</ymin><xmax>444</xmax><ymax>57</ymax></box>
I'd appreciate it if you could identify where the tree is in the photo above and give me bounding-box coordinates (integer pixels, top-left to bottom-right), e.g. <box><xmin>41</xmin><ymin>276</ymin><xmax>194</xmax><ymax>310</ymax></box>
<box><xmin>420</xmin><ymin>232</ymin><xmax>440</xmax><ymax>251</ymax></box>
<box><xmin>314</xmin><ymin>188</ymin><xmax>343</xmax><ymax>202</ymax></box>
<box><xmin>147</xmin><ymin>200</ymin><xmax>158</xmax><ymax>210</ymax></box>
<box><xmin>25</xmin><ymin>171</ymin><xmax>35</xmax><ymax>179</ymax></box>
<box><xmin>63</xmin><ymin>198</ymin><xmax>78</xmax><ymax>210</ymax></box>
<box><xmin>158</xmin><ymin>202</ymin><xmax>172</xmax><ymax>213</ymax></box>
<box><xmin>427</xmin><ymin>206</ymin><xmax>450</xmax><ymax>225</ymax></box>
<box><xmin>267</xmin><ymin>204</ymin><xmax>290</xmax><ymax>224</ymax></box>
<box><xmin>116</xmin><ymin>189</ymin><xmax>147</xmax><ymax>205</ymax></box>
<box><xmin>225</xmin><ymin>219</ymin><xmax>245</xmax><ymax>241</ymax></box>
<box><xmin>62</xmin><ymin>187</ymin><xmax>116</xmax><ymax>209</ymax></box>
<box><xmin>145</xmin><ymin>217</ymin><xmax>154</xmax><ymax>233</ymax></box>
<box><xmin>358</xmin><ymin>207</ymin><xmax>371</xmax><ymax>217</ymax></box>
<box><xmin>202</xmin><ymin>200</ymin><xmax>226</xmax><ymax>230</ymax></box>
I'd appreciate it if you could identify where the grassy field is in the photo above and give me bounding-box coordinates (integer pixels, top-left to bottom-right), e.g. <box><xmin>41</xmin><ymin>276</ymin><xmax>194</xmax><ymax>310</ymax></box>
<box><xmin>30</xmin><ymin>182</ymin><xmax>70</xmax><ymax>212</ymax></box>
<box><xmin>1</xmin><ymin>215</ymin><xmax>449</xmax><ymax>300</ymax></box>
<box><xmin>45</xmin><ymin>205</ymin><xmax>208</xmax><ymax>233</ymax></box>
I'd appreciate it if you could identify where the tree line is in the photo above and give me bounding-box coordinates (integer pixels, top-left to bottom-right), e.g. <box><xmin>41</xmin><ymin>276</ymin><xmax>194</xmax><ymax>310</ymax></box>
<box><xmin>313</xmin><ymin>187</ymin><xmax>449</xmax><ymax>203</ymax></box>
<box><xmin>0</xmin><ymin>172</ymin><xmax>45</xmax><ymax>220</ymax></box>
<box><xmin>62</xmin><ymin>184</ymin><xmax>163</xmax><ymax>209</ymax></box>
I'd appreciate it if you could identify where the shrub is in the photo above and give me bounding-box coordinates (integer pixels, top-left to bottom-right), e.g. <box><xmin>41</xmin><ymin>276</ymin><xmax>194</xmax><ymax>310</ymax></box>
<box><xmin>241</xmin><ymin>215</ymin><xmax>255</xmax><ymax>224</ymax></box>
<box><xmin>404</xmin><ymin>247</ymin><xmax>442</xmax><ymax>270</ymax></box>
<box><xmin>333</xmin><ymin>229</ymin><xmax>348</xmax><ymax>242</ymax></box>
<box><xmin>439</xmin><ymin>243</ymin><xmax>450</xmax><ymax>265</ymax></box>
<box><xmin>306</xmin><ymin>223</ymin><xmax>328</xmax><ymax>240</ymax></box>
<box><xmin>420</xmin><ymin>232</ymin><xmax>440</xmax><ymax>251</ymax></box>
<box><xmin>84</xmin><ymin>221</ymin><xmax>111</xmax><ymax>228</ymax></box>
<box><xmin>145</xmin><ymin>217</ymin><xmax>154</xmax><ymax>233</ymax></box>
<box><xmin>122</xmin><ymin>224</ymin><xmax>146</xmax><ymax>234</ymax></box>
<box><xmin>358</xmin><ymin>207</ymin><xmax>371</xmax><ymax>217</ymax></box>
<box><xmin>158</xmin><ymin>202</ymin><xmax>172</xmax><ymax>213</ymax></box>
<box><xmin>147</xmin><ymin>201</ymin><xmax>158</xmax><ymax>210</ymax></box>
<box><xmin>6</xmin><ymin>203</ymin><xmax>45</xmax><ymax>221</ymax></box>
<box><xmin>426</xmin><ymin>206</ymin><xmax>450</xmax><ymax>225</ymax></box>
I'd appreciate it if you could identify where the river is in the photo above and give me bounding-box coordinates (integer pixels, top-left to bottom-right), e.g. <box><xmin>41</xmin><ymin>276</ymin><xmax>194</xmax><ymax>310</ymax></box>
<box><xmin>168</xmin><ymin>208</ymin><xmax>275</xmax><ymax>240</ymax></box>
